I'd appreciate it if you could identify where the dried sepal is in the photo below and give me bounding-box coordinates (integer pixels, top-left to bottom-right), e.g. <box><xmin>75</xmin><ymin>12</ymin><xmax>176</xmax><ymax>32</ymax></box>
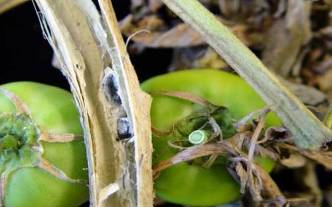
<box><xmin>0</xmin><ymin>88</ymin><xmax>31</xmax><ymax>115</ymax></box>
<box><xmin>39</xmin><ymin>132</ymin><xmax>83</xmax><ymax>143</ymax></box>
<box><xmin>37</xmin><ymin>159</ymin><xmax>85</xmax><ymax>184</ymax></box>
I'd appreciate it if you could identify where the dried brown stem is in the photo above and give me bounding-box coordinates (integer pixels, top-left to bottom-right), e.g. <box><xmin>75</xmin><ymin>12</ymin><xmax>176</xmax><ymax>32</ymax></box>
<box><xmin>34</xmin><ymin>1</ymin><xmax>153</xmax><ymax>206</ymax></box>
<box><xmin>153</xmin><ymin>141</ymin><xmax>228</xmax><ymax>176</ymax></box>
<box><xmin>254</xmin><ymin>164</ymin><xmax>286</xmax><ymax>205</ymax></box>
<box><xmin>248</xmin><ymin>116</ymin><xmax>266</xmax><ymax>161</ymax></box>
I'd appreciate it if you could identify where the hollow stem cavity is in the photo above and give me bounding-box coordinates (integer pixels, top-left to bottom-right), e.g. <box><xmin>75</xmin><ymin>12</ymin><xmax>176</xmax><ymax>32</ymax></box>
<box><xmin>188</xmin><ymin>130</ymin><xmax>208</xmax><ymax>145</ymax></box>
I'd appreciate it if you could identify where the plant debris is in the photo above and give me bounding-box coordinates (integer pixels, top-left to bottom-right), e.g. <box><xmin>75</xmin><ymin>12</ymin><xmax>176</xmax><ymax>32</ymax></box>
<box><xmin>121</xmin><ymin>0</ymin><xmax>332</xmax><ymax>206</ymax></box>
<box><xmin>151</xmin><ymin>99</ymin><xmax>332</xmax><ymax>206</ymax></box>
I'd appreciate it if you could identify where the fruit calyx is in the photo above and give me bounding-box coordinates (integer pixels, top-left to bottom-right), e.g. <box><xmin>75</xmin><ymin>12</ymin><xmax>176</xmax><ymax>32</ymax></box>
<box><xmin>0</xmin><ymin>113</ymin><xmax>38</xmax><ymax>151</ymax></box>
<box><xmin>0</xmin><ymin>113</ymin><xmax>40</xmax><ymax>174</ymax></box>
<box><xmin>0</xmin><ymin>87</ymin><xmax>86</xmax><ymax>206</ymax></box>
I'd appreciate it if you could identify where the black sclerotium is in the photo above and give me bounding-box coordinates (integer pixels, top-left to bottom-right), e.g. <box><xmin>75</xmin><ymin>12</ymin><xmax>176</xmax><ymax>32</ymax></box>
<box><xmin>103</xmin><ymin>69</ymin><xmax>122</xmax><ymax>105</ymax></box>
<box><xmin>117</xmin><ymin>116</ymin><xmax>134</xmax><ymax>140</ymax></box>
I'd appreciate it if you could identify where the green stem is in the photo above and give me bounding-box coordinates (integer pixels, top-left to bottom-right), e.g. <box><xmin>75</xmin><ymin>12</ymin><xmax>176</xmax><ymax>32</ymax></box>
<box><xmin>161</xmin><ymin>0</ymin><xmax>332</xmax><ymax>150</ymax></box>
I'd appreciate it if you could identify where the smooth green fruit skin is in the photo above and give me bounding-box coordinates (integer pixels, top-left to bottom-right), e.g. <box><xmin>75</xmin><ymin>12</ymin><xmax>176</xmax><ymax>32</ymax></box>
<box><xmin>141</xmin><ymin>69</ymin><xmax>281</xmax><ymax>206</ymax></box>
<box><xmin>0</xmin><ymin>82</ymin><xmax>88</xmax><ymax>207</ymax></box>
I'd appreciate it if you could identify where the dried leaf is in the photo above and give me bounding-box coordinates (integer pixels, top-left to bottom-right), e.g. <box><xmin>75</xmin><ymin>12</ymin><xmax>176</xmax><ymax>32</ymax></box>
<box><xmin>148</xmin><ymin>0</ymin><xmax>162</xmax><ymax>12</ymax></box>
<box><xmin>152</xmin><ymin>120</ymin><xmax>286</xmax><ymax>205</ymax></box>
<box><xmin>323</xmin><ymin>187</ymin><xmax>332</xmax><ymax>206</ymax></box>
<box><xmin>256</xmin><ymin>164</ymin><xmax>287</xmax><ymax>206</ymax></box>
<box><xmin>192</xmin><ymin>48</ymin><xmax>228</xmax><ymax>69</ymax></box>
<box><xmin>229</xmin><ymin>157</ymin><xmax>286</xmax><ymax>205</ymax></box>
<box><xmin>262</xmin><ymin>0</ymin><xmax>312</xmax><ymax>77</ymax></box>
<box><xmin>168</xmin><ymin>47</ymin><xmax>228</xmax><ymax>71</ymax></box>
<box><xmin>277</xmin><ymin>163</ymin><xmax>322</xmax><ymax>207</ymax></box>
<box><xmin>131</xmin><ymin>0</ymin><xmax>144</xmax><ymax>9</ymax></box>
<box><xmin>281</xmin><ymin>78</ymin><xmax>327</xmax><ymax>106</ymax></box>
<box><xmin>218</xmin><ymin>0</ymin><xmax>241</xmax><ymax>18</ymax></box>
<box><xmin>234</xmin><ymin>162</ymin><xmax>249</xmax><ymax>194</ymax></box>
<box><xmin>301</xmin><ymin>151</ymin><xmax>332</xmax><ymax>170</ymax></box>
<box><xmin>121</xmin><ymin>13</ymin><xmax>255</xmax><ymax>48</ymax></box>
<box><xmin>317</xmin><ymin>69</ymin><xmax>332</xmax><ymax>91</ymax></box>
<box><xmin>302</xmin><ymin>163</ymin><xmax>323</xmax><ymax>207</ymax></box>
<box><xmin>218</xmin><ymin>0</ymin><xmax>270</xmax><ymax>21</ymax></box>
<box><xmin>280</xmin><ymin>153</ymin><xmax>306</xmax><ymax>168</ymax></box>
<box><xmin>313</xmin><ymin>55</ymin><xmax>332</xmax><ymax>74</ymax></box>
<box><xmin>125</xmin><ymin>23</ymin><xmax>205</xmax><ymax>48</ymax></box>
<box><xmin>279</xmin><ymin>143</ymin><xmax>332</xmax><ymax>170</ymax></box>
<box><xmin>120</xmin><ymin>14</ymin><xmax>165</xmax><ymax>34</ymax></box>
<box><xmin>265</xmin><ymin>127</ymin><xmax>292</xmax><ymax>142</ymax></box>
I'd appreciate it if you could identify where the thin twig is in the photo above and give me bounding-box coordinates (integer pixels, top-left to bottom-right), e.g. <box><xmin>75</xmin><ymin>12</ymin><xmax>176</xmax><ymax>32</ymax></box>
<box><xmin>153</xmin><ymin>141</ymin><xmax>228</xmax><ymax>177</ymax></box>
<box><xmin>248</xmin><ymin>116</ymin><xmax>266</xmax><ymax>161</ymax></box>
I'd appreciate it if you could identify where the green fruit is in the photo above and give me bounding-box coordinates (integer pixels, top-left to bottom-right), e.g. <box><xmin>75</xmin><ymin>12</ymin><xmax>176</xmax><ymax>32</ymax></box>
<box><xmin>0</xmin><ymin>82</ymin><xmax>88</xmax><ymax>207</ymax></box>
<box><xmin>141</xmin><ymin>69</ymin><xmax>281</xmax><ymax>206</ymax></box>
